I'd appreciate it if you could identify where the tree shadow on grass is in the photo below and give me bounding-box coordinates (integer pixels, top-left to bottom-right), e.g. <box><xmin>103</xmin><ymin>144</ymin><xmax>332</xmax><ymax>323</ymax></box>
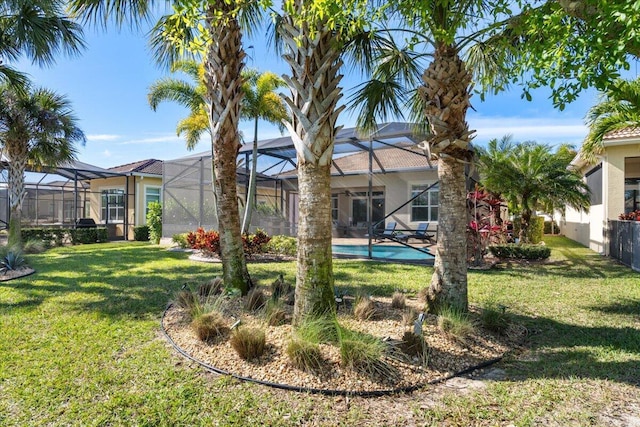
<box><xmin>502</xmin><ymin>312</ymin><xmax>640</xmax><ymax>386</ymax></box>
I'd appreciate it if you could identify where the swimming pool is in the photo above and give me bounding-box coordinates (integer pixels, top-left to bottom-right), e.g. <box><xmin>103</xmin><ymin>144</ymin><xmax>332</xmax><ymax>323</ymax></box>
<box><xmin>332</xmin><ymin>244</ymin><xmax>434</xmax><ymax>262</ymax></box>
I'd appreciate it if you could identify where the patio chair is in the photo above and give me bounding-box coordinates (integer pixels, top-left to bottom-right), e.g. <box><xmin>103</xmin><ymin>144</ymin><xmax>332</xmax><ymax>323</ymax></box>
<box><xmin>374</xmin><ymin>222</ymin><xmax>408</xmax><ymax>242</ymax></box>
<box><xmin>408</xmin><ymin>223</ymin><xmax>435</xmax><ymax>244</ymax></box>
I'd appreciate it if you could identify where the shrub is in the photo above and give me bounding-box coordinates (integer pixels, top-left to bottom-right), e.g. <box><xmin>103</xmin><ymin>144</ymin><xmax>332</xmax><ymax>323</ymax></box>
<box><xmin>264</xmin><ymin>235</ymin><xmax>297</xmax><ymax>257</ymax></box>
<box><xmin>22</xmin><ymin>239</ymin><xmax>46</xmax><ymax>254</ymax></box>
<box><xmin>339</xmin><ymin>330</ymin><xmax>396</xmax><ymax>381</ymax></box>
<box><xmin>21</xmin><ymin>228</ymin><xmax>67</xmax><ymax>247</ymax></box>
<box><xmin>391</xmin><ymin>292</ymin><xmax>406</xmax><ymax>309</ymax></box>
<box><xmin>133</xmin><ymin>225</ymin><xmax>150</xmax><ymax>241</ymax></box>
<box><xmin>96</xmin><ymin>228</ymin><xmax>108</xmax><ymax>243</ymax></box>
<box><xmin>0</xmin><ymin>250</ymin><xmax>25</xmax><ymax>273</ymax></box>
<box><xmin>69</xmin><ymin>228</ymin><xmax>107</xmax><ymax>245</ymax></box>
<box><xmin>544</xmin><ymin>220</ymin><xmax>560</xmax><ymax>234</ymax></box>
<box><xmin>296</xmin><ymin>316</ymin><xmax>340</xmax><ymax>344</ymax></box>
<box><xmin>437</xmin><ymin>306</ymin><xmax>474</xmax><ymax>342</ymax></box>
<box><xmin>146</xmin><ymin>201</ymin><xmax>162</xmax><ymax>244</ymax></box>
<box><xmin>354</xmin><ymin>295</ymin><xmax>380</xmax><ymax>321</ymax></box>
<box><xmin>513</xmin><ymin>216</ymin><xmax>544</xmax><ymax>244</ymax></box>
<box><xmin>242</xmin><ymin>229</ymin><xmax>271</xmax><ymax>256</ymax></box>
<box><xmin>172</xmin><ymin>233</ymin><xmax>189</xmax><ymax>249</ymax></box>
<box><xmin>619</xmin><ymin>210</ymin><xmax>640</xmax><ymax>221</ymax></box>
<box><xmin>488</xmin><ymin>244</ymin><xmax>551</xmax><ymax>260</ymax></box>
<box><xmin>230</xmin><ymin>327</ymin><xmax>266</xmax><ymax>360</ymax></box>
<box><xmin>286</xmin><ymin>338</ymin><xmax>323</xmax><ymax>373</ymax></box>
<box><xmin>186</xmin><ymin>228</ymin><xmax>221</xmax><ymax>256</ymax></box>
<box><xmin>244</xmin><ymin>287</ymin><xmax>266</xmax><ymax>312</ymax></box>
<box><xmin>191</xmin><ymin>312</ymin><xmax>229</xmax><ymax>342</ymax></box>
<box><xmin>480</xmin><ymin>302</ymin><xmax>511</xmax><ymax>334</ymax></box>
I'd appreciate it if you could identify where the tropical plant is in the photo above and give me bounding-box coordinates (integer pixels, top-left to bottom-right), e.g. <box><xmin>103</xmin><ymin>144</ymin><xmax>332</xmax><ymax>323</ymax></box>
<box><xmin>0</xmin><ymin>84</ymin><xmax>85</xmax><ymax>247</ymax></box>
<box><xmin>240</xmin><ymin>69</ymin><xmax>288</xmax><ymax>233</ymax></box>
<box><xmin>477</xmin><ymin>137</ymin><xmax>590</xmax><ymax>242</ymax></box>
<box><xmin>581</xmin><ymin>78</ymin><xmax>640</xmax><ymax>163</ymax></box>
<box><xmin>0</xmin><ymin>249</ymin><xmax>25</xmax><ymax>273</ymax></box>
<box><xmin>0</xmin><ymin>0</ymin><xmax>85</xmax><ymax>88</ymax></box>
<box><xmin>146</xmin><ymin>201</ymin><xmax>162</xmax><ymax>244</ymax></box>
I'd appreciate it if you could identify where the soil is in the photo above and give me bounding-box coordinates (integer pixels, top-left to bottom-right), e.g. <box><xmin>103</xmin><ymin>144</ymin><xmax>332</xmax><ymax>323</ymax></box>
<box><xmin>0</xmin><ymin>266</ymin><xmax>35</xmax><ymax>282</ymax></box>
<box><xmin>162</xmin><ymin>289</ymin><xmax>525</xmax><ymax>393</ymax></box>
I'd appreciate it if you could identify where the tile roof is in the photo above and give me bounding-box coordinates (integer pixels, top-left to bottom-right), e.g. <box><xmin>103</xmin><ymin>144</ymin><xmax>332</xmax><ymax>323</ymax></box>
<box><xmin>603</xmin><ymin>127</ymin><xmax>640</xmax><ymax>140</ymax></box>
<box><xmin>279</xmin><ymin>145</ymin><xmax>433</xmax><ymax>177</ymax></box>
<box><xmin>108</xmin><ymin>159</ymin><xmax>163</xmax><ymax>175</ymax></box>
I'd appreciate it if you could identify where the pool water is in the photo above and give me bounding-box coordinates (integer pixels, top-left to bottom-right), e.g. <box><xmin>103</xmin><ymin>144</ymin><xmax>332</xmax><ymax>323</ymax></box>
<box><xmin>332</xmin><ymin>244</ymin><xmax>434</xmax><ymax>261</ymax></box>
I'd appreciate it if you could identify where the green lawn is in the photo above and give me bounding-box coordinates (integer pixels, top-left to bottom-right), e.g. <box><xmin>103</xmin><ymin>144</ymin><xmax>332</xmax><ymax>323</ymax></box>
<box><xmin>0</xmin><ymin>237</ymin><xmax>638</xmax><ymax>426</ymax></box>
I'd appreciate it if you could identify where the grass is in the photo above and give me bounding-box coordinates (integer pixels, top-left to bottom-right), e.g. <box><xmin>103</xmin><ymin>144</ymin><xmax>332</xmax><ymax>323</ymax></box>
<box><xmin>0</xmin><ymin>237</ymin><xmax>639</xmax><ymax>425</ymax></box>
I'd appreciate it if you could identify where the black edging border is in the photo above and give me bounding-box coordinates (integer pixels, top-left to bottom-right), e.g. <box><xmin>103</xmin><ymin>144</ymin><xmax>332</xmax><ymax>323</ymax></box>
<box><xmin>0</xmin><ymin>268</ymin><xmax>35</xmax><ymax>282</ymax></box>
<box><xmin>161</xmin><ymin>303</ymin><xmax>503</xmax><ymax>397</ymax></box>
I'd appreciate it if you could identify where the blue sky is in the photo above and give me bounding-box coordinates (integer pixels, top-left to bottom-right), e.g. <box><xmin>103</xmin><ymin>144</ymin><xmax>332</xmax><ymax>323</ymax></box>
<box><xmin>15</xmin><ymin>18</ymin><xmax>616</xmax><ymax>170</ymax></box>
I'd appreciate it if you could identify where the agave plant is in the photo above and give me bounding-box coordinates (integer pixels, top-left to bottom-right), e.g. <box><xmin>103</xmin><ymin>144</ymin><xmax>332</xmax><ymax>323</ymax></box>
<box><xmin>1</xmin><ymin>251</ymin><xmax>26</xmax><ymax>274</ymax></box>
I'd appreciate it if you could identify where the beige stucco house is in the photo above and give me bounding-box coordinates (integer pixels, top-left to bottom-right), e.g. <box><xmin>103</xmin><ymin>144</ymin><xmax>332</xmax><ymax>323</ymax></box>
<box><xmin>562</xmin><ymin>128</ymin><xmax>640</xmax><ymax>254</ymax></box>
<box><xmin>88</xmin><ymin>159</ymin><xmax>163</xmax><ymax>240</ymax></box>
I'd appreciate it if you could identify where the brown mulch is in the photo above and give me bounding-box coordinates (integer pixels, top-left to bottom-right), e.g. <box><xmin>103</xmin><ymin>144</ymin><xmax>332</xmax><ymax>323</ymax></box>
<box><xmin>162</xmin><ymin>290</ymin><xmax>524</xmax><ymax>393</ymax></box>
<box><xmin>0</xmin><ymin>266</ymin><xmax>35</xmax><ymax>282</ymax></box>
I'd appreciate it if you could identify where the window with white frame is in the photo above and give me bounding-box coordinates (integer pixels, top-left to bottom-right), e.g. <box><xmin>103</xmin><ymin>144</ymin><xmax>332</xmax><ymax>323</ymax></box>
<box><xmin>331</xmin><ymin>194</ymin><xmax>338</xmax><ymax>221</ymax></box>
<box><xmin>411</xmin><ymin>184</ymin><xmax>439</xmax><ymax>222</ymax></box>
<box><xmin>145</xmin><ymin>187</ymin><xmax>161</xmax><ymax>217</ymax></box>
<box><xmin>101</xmin><ymin>189</ymin><xmax>124</xmax><ymax>222</ymax></box>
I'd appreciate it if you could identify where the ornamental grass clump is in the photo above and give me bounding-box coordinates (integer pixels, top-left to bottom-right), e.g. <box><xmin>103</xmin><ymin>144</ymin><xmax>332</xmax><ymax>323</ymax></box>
<box><xmin>191</xmin><ymin>311</ymin><xmax>229</xmax><ymax>342</ymax></box>
<box><xmin>400</xmin><ymin>331</ymin><xmax>429</xmax><ymax>361</ymax></box>
<box><xmin>353</xmin><ymin>294</ymin><xmax>380</xmax><ymax>321</ymax></box>
<box><xmin>402</xmin><ymin>307</ymin><xmax>418</xmax><ymax>327</ymax></box>
<box><xmin>244</xmin><ymin>287</ymin><xmax>266</xmax><ymax>312</ymax></box>
<box><xmin>296</xmin><ymin>316</ymin><xmax>340</xmax><ymax>344</ymax></box>
<box><xmin>391</xmin><ymin>291</ymin><xmax>406</xmax><ymax>309</ymax></box>
<box><xmin>199</xmin><ymin>277</ymin><xmax>224</xmax><ymax>300</ymax></box>
<box><xmin>480</xmin><ymin>302</ymin><xmax>511</xmax><ymax>334</ymax></box>
<box><xmin>264</xmin><ymin>299</ymin><xmax>288</xmax><ymax>326</ymax></box>
<box><xmin>339</xmin><ymin>330</ymin><xmax>397</xmax><ymax>382</ymax></box>
<box><xmin>286</xmin><ymin>338</ymin><xmax>324</xmax><ymax>374</ymax></box>
<box><xmin>437</xmin><ymin>306</ymin><xmax>475</xmax><ymax>342</ymax></box>
<box><xmin>230</xmin><ymin>327</ymin><xmax>266</xmax><ymax>360</ymax></box>
<box><xmin>175</xmin><ymin>290</ymin><xmax>199</xmax><ymax>319</ymax></box>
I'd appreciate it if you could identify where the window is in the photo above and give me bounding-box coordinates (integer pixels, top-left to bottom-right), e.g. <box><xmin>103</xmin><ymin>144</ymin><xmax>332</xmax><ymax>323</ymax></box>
<box><xmin>350</xmin><ymin>191</ymin><xmax>384</xmax><ymax>227</ymax></box>
<box><xmin>411</xmin><ymin>184</ymin><xmax>439</xmax><ymax>222</ymax></box>
<box><xmin>101</xmin><ymin>189</ymin><xmax>124</xmax><ymax>222</ymax></box>
<box><xmin>145</xmin><ymin>187</ymin><xmax>161</xmax><ymax>217</ymax></box>
<box><xmin>331</xmin><ymin>194</ymin><xmax>338</xmax><ymax>221</ymax></box>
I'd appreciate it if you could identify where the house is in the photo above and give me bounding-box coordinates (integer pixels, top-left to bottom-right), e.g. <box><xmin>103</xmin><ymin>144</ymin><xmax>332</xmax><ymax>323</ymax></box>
<box><xmin>562</xmin><ymin>128</ymin><xmax>640</xmax><ymax>254</ymax></box>
<box><xmin>87</xmin><ymin>159</ymin><xmax>163</xmax><ymax>240</ymax></box>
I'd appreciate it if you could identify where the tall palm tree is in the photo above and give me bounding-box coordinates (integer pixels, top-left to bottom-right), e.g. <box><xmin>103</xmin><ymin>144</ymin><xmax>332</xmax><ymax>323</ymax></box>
<box><xmin>0</xmin><ymin>83</ymin><xmax>85</xmax><ymax>247</ymax></box>
<box><xmin>478</xmin><ymin>137</ymin><xmax>590</xmax><ymax>241</ymax></box>
<box><xmin>0</xmin><ymin>0</ymin><xmax>85</xmax><ymax>88</ymax></box>
<box><xmin>240</xmin><ymin>69</ymin><xmax>287</xmax><ymax>234</ymax></box>
<box><xmin>72</xmin><ymin>0</ymin><xmax>263</xmax><ymax>295</ymax></box>
<box><xmin>581</xmin><ymin>78</ymin><xmax>640</xmax><ymax>163</ymax></box>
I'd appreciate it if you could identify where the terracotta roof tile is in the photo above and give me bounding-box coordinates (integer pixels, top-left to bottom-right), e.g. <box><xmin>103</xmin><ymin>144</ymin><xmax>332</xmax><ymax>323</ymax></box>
<box><xmin>108</xmin><ymin>159</ymin><xmax>163</xmax><ymax>175</ymax></box>
<box><xmin>603</xmin><ymin>127</ymin><xmax>640</xmax><ymax>140</ymax></box>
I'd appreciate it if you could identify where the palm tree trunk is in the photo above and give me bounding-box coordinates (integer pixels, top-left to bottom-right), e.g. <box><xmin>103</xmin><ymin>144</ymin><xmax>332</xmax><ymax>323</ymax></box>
<box><xmin>421</xmin><ymin>43</ymin><xmax>473</xmax><ymax>313</ymax></box>
<box><xmin>241</xmin><ymin>118</ymin><xmax>259</xmax><ymax>234</ymax></box>
<box><xmin>205</xmin><ymin>3</ymin><xmax>250</xmax><ymax>294</ymax></box>
<box><xmin>280</xmin><ymin>11</ymin><xmax>343</xmax><ymax>325</ymax></box>
<box><xmin>7</xmin><ymin>153</ymin><xmax>26</xmax><ymax>248</ymax></box>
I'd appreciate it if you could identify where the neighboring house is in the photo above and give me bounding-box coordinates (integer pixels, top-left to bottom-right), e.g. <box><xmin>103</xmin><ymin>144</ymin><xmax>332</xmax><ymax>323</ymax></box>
<box><xmin>88</xmin><ymin>159</ymin><xmax>163</xmax><ymax>240</ymax></box>
<box><xmin>562</xmin><ymin>128</ymin><xmax>640</xmax><ymax>254</ymax></box>
<box><xmin>278</xmin><ymin>144</ymin><xmax>438</xmax><ymax>237</ymax></box>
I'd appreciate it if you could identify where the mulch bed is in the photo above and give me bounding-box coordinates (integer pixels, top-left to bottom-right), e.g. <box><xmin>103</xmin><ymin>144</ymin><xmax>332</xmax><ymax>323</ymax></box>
<box><xmin>0</xmin><ymin>266</ymin><xmax>35</xmax><ymax>282</ymax></box>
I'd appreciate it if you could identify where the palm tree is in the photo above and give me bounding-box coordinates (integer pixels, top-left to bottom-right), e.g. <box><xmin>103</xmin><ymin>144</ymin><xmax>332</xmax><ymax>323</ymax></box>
<box><xmin>0</xmin><ymin>83</ymin><xmax>85</xmax><ymax>247</ymax></box>
<box><xmin>72</xmin><ymin>0</ymin><xmax>263</xmax><ymax>295</ymax></box>
<box><xmin>0</xmin><ymin>0</ymin><xmax>85</xmax><ymax>88</ymax></box>
<box><xmin>148</xmin><ymin>59</ymin><xmax>208</xmax><ymax>150</ymax></box>
<box><xmin>581</xmin><ymin>78</ymin><xmax>640</xmax><ymax>163</ymax></box>
<box><xmin>477</xmin><ymin>137</ymin><xmax>590</xmax><ymax>242</ymax></box>
<box><xmin>240</xmin><ymin>69</ymin><xmax>287</xmax><ymax>234</ymax></box>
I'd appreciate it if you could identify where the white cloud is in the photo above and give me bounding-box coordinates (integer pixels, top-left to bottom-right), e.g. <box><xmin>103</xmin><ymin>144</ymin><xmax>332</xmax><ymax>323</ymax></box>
<box><xmin>87</xmin><ymin>134</ymin><xmax>120</xmax><ymax>141</ymax></box>
<box><xmin>469</xmin><ymin>116</ymin><xmax>588</xmax><ymax>144</ymax></box>
<box><xmin>102</xmin><ymin>149</ymin><xmax>112</xmax><ymax>157</ymax></box>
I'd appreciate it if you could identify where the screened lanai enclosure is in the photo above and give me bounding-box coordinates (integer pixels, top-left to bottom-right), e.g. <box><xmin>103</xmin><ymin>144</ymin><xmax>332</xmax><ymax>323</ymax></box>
<box><xmin>162</xmin><ymin>122</ymin><xmax>446</xmax><ymax>252</ymax></box>
<box><xmin>0</xmin><ymin>160</ymin><xmax>131</xmax><ymax>239</ymax></box>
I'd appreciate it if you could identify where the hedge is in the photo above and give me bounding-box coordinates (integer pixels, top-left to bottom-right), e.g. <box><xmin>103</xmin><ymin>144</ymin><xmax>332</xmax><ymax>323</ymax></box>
<box><xmin>513</xmin><ymin>216</ymin><xmax>544</xmax><ymax>244</ymax></box>
<box><xmin>133</xmin><ymin>225</ymin><xmax>150</xmax><ymax>241</ymax></box>
<box><xmin>22</xmin><ymin>227</ymin><xmax>109</xmax><ymax>246</ymax></box>
<box><xmin>488</xmin><ymin>244</ymin><xmax>551</xmax><ymax>260</ymax></box>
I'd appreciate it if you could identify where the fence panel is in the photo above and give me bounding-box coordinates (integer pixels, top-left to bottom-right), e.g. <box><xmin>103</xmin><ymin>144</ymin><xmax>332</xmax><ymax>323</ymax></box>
<box><xmin>609</xmin><ymin>220</ymin><xmax>640</xmax><ymax>272</ymax></box>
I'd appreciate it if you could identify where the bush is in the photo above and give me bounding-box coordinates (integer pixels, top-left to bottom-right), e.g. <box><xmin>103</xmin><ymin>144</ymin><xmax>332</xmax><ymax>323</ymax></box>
<box><xmin>146</xmin><ymin>201</ymin><xmax>162</xmax><ymax>244</ymax></box>
<box><xmin>391</xmin><ymin>292</ymin><xmax>406</xmax><ymax>309</ymax></box>
<box><xmin>230</xmin><ymin>327</ymin><xmax>266</xmax><ymax>360</ymax></box>
<box><xmin>172</xmin><ymin>233</ymin><xmax>189</xmax><ymax>249</ymax></box>
<box><xmin>488</xmin><ymin>244</ymin><xmax>551</xmax><ymax>260</ymax></box>
<box><xmin>286</xmin><ymin>338</ymin><xmax>323</xmax><ymax>373</ymax></box>
<box><xmin>242</xmin><ymin>229</ymin><xmax>271</xmax><ymax>256</ymax></box>
<box><xmin>513</xmin><ymin>216</ymin><xmax>544</xmax><ymax>243</ymax></box>
<box><xmin>133</xmin><ymin>225</ymin><xmax>150</xmax><ymax>241</ymax></box>
<box><xmin>191</xmin><ymin>312</ymin><xmax>229</xmax><ymax>342</ymax></box>
<box><xmin>21</xmin><ymin>228</ymin><xmax>67</xmax><ymax>247</ymax></box>
<box><xmin>186</xmin><ymin>228</ymin><xmax>221</xmax><ymax>256</ymax></box>
<box><xmin>96</xmin><ymin>228</ymin><xmax>108</xmax><ymax>243</ymax></box>
<box><xmin>619</xmin><ymin>210</ymin><xmax>640</xmax><ymax>221</ymax></box>
<box><xmin>69</xmin><ymin>228</ymin><xmax>97</xmax><ymax>244</ymax></box>
<box><xmin>22</xmin><ymin>239</ymin><xmax>46</xmax><ymax>254</ymax></box>
<box><xmin>544</xmin><ymin>220</ymin><xmax>560</xmax><ymax>234</ymax></box>
<box><xmin>264</xmin><ymin>235</ymin><xmax>297</xmax><ymax>257</ymax></box>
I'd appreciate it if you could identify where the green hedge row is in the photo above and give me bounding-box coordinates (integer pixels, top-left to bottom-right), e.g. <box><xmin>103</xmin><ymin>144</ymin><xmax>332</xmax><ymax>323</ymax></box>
<box><xmin>22</xmin><ymin>227</ymin><xmax>108</xmax><ymax>246</ymax></box>
<box><xmin>512</xmin><ymin>216</ymin><xmax>545</xmax><ymax>244</ymax></box>
<box><xmin>488</xmin><ymin>244</ymin><xmax>551</xmax><ymax>260</ymax></box>
<box><xmin>133</xmin><ymin>225</ymin><xmax>150</xmax><ymax>241</ymax></box>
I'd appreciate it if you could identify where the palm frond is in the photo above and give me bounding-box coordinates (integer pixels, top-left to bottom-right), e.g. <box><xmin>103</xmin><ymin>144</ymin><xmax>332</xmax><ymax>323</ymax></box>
<box><xmin>68</xmin><ymin>0</ymin><xmax>155</xmax><ymax>28</ymax></box>
<box><xmin>349</xmin><ymin>78</ymin><xmax>407</xmax><ymax>133</ymax></box>
<box><xmin>147</xmin><ymin>78</ymin><xmax>204</xmax><ymax>112</ymax></box>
